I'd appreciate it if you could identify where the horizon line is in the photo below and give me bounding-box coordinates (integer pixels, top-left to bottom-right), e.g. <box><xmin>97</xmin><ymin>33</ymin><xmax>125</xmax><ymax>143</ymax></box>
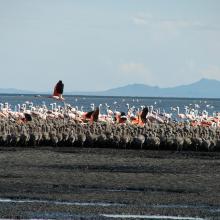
<box><xmin>0</xmin><ymin>77</ymin><xmax>218</xmax><ymax>93</ymax></box>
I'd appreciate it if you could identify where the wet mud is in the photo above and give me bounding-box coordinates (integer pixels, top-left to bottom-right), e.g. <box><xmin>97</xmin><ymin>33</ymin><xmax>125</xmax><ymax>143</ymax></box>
<box><xmin>0</xmin><ymin>147</ymin><xmax>219</xmax><ymax>219</ymax></box>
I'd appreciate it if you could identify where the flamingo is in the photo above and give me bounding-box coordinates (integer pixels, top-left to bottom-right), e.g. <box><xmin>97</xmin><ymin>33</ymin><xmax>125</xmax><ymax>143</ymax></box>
<box><xmin>176</xmin><ymin>106</ymin><xmax>186</xmax><ymax>119</ymax></box>
<box><xmin>90</xmin><ymin>103</ymin><xmax>95</xmax><ymax>111</ymax></box>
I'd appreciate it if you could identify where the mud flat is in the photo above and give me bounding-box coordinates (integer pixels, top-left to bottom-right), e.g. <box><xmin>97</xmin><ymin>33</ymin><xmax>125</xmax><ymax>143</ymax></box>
<box><xmin>0</xmin><ymin>147</ymin><xmax>219</xmax><ymax>219</ymax></box>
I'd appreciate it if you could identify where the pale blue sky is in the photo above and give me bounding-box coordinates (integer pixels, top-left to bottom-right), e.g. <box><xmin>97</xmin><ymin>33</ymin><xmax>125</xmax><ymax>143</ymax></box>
<box><xmin>0</xmin><ymin>0</ymin><xmax>220</xmax><ymax>92</ymax></box>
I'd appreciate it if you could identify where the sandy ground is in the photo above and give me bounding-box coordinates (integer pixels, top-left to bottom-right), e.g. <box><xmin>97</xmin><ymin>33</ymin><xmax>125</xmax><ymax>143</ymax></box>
<box><xmin>0</xmin><ymin>146</ymin><xmax>219</xmax><ymax>219</ymax></box>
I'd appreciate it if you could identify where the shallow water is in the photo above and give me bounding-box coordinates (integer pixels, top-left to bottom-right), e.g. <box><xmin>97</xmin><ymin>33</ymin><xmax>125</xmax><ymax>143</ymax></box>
<box><xmin>1</xmin><ymin>94</ymin><xmax>220</xmax><ymax>118</ymax></box>
<box><xmin>0</xmin><ymin>198</ymin><xmax>125</xmax><ymax>207</ymax></box>
<box><xmin>16</xmin><ymin>212</ymin><xmax>207</xmax><ymax>220</ymax></box>
<box><xmin>100</xmin><ymin>214</ymin><xmax>206</xmax><ymax>219</ymax></box>
<box><xmin>0</xmin><ymin>197</ymin><xmax>219</xmax><ymax>214</ymax></box>
<box><xmin>0</xmin><ymin>197</ymin><xmax>209</xmax><ymax>219</ymax></box>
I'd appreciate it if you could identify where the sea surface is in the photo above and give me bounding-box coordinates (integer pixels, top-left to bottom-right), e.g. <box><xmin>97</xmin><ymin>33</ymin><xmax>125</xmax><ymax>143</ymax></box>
<box><xmin>1</xmin><ymin>94</ymin><xmax>220</xmax><ymax>119</ymax></box>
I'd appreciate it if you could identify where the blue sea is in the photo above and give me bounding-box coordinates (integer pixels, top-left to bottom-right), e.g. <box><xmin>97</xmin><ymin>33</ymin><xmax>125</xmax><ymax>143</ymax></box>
<box><xmin>1</xmin><ymin>94</ymin><xmax>220</xmax><ymax>119</ymax></box>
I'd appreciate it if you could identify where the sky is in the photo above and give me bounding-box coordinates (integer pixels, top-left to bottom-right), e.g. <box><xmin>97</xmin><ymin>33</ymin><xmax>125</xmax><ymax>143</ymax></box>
<box><xmin>0</xmin><ymin>0</ymin><xmax>220</xmax><ymax>92</ymax></box>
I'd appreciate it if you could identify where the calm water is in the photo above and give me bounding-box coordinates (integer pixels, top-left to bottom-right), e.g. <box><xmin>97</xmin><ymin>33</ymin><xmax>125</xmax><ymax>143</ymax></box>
<box><xmin>1</xmin><ymin>94</ymin><xmax>220</xmax><ymax>119</ymax></box>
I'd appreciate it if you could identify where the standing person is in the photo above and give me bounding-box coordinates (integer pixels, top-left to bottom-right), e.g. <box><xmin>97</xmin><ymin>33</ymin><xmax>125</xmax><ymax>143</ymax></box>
<box><xmin>53</xmin><ymin>80</ymin><xmax>64</xmax><ymax>100</ymax></box>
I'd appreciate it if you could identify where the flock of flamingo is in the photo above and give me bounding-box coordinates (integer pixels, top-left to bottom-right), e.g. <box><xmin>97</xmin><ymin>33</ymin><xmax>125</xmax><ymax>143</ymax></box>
<box><xmin>0</xmin><ymin>100</ymin><xmax>220</xmax><ymax>151</ymax></box>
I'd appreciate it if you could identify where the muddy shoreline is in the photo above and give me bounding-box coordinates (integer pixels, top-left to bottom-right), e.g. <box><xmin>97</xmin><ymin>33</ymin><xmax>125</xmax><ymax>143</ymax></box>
<box><xmin>0</xmin><ymin>147</ymin><xmax>219</xmax><ymax>219</ymax></box>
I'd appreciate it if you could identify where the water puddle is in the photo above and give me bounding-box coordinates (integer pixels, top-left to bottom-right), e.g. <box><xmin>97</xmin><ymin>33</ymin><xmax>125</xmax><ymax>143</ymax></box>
<box><xmin>0</xmin><ymin>198</ymin><xmax>219</xmax><ymax>213</ymax></box>
<box><xmin>149</xmin><ymin>204</ymin><xmax>219</xmax><ymax>210</ymax></box>
<box><xmin>0</xmin><ymin>214</ymin><xmax>207</xmax><ymax>220</ymax></box>
<box><xmin>0</xmin><ymin>197</ymin><xmax>218</xmax><ymax>219</ymax></box>
<box><xmin>0</xmin><ymin>198</ymin><xmax>125</xmax><ymax>207</ymax></box>
<box><xmin>29</xmin><ymin>211</ymin><xmax>95</xmax><ymax>219</ymax></box>
<box><xmin>101</xmin><ymin>214</ymin><xmax>206</xmax><ymax>220</ymax></box>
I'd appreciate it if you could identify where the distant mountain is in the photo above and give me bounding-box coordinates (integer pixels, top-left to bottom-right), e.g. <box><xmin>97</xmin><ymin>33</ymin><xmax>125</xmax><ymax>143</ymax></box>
<box><xmin>0</xmin><ymin>88</ymin><xmax>37</xmax><ymax>94</ymax></box>
<box><xmin>67</xmin><ymin>78</ymin><xmax>220</xmax><ymax>98</ymax></box>
<box><xmin>1</xmin><ymin>78</ymin><xmax>220</xmax><ymax>98</ymax></box>
<box><xmin>161</xmin><ymin>78</ymin><xmax>220</xmax><ymax>98</ymax></box>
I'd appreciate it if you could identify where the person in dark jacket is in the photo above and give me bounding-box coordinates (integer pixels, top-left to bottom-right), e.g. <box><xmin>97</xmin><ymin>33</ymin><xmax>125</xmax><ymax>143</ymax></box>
<box><xmin>53</xmin><ymin>80</ymin><xmax>64</xmax><ymax>100</ymax></box>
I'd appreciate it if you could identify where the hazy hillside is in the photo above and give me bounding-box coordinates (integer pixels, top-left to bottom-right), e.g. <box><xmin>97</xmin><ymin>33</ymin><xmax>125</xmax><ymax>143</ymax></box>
<box><xmin>68</xmin><ymin>78</ymin><xmax>220</xmax><ymax>98</ymax></box>
<box><xmin>1</xmin><ymin>78</ymin><xmax>220</xmax><ymax>98</ymax></box>
<box><xmin>0</xmin><ymin>88</ymin><xmax>36</xmax><ymax>94</ymax></box>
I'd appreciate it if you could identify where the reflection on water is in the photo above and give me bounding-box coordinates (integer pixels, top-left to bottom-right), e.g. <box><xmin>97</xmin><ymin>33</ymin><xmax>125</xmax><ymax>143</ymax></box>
<box><xmin>0</xmin><ymin>198</ymin><xmax>125</xmax><ymax>207</ymax></box>
<box><xmin>0</xmin><ymin>198</ymin><xmax>219</xmax><ymax>212</ymax></box>
<box><xmin>101</xmin><ymin>214</ymin><xmax>205</xmax><ymax>219</ymax></box>
<box><xmin>28</xmin><ymin>213</ymin><xmax>207</xmax><ymax>220</ymax></box>
<box><xmin>0</xmin><ymin>197</ymin><xmax>218</xmax><ymax>219</ymax></box>
<box><xmin>29</xmin><ymin>211</ymin><xmax>95</xmax><ymax>219</ymax></box>
<box><xmin>26</xmin><ymin>212</ymin><xmax>207</xmax><ymax>220</ymax></box>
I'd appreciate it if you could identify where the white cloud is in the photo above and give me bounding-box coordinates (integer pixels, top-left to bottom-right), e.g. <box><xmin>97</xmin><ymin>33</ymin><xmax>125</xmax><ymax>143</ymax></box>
<box><xmin>132</xmin><ymin>14</ymin><xmax>220</xmax><ymax>32</ymax></box>
<box><xmin>132</xmin><ymin>13</ymin><xmax>152</xmax><ymax>25</ymax></box>
<box><xmin>119</xmin><ymin>62</ymin><xmax>146</xmax><ymax>73</ymax></box>
<box><xmin>118</xmin><ymin>62</ymin><xmax>157</xmax><ymax>85</ymax></box>
<box><xmin>200</xmin><ymin>66</ymin><xmax>220</xmax><ymax>80</ymax></box>
<box><xmin>133</xmin><ymin>16</ymin><xmax>148</xmax><ymax>25</ymax></box>
<box><xmin>186</xmin><ymin>59</ymin><xmax>196</xmax><ymax>71</ymax></box>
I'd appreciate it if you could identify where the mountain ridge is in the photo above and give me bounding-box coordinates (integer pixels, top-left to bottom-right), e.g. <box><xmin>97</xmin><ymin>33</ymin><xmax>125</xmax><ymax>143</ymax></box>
<box><xmin>67</xmin><ymin>78</ymin><xmax>220</xmax><ymax>98</ymax></box>
<box><xmin>0</xmin><ymin>78</ymin><xmax>220</xmax><ymax>98</ymax></box>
